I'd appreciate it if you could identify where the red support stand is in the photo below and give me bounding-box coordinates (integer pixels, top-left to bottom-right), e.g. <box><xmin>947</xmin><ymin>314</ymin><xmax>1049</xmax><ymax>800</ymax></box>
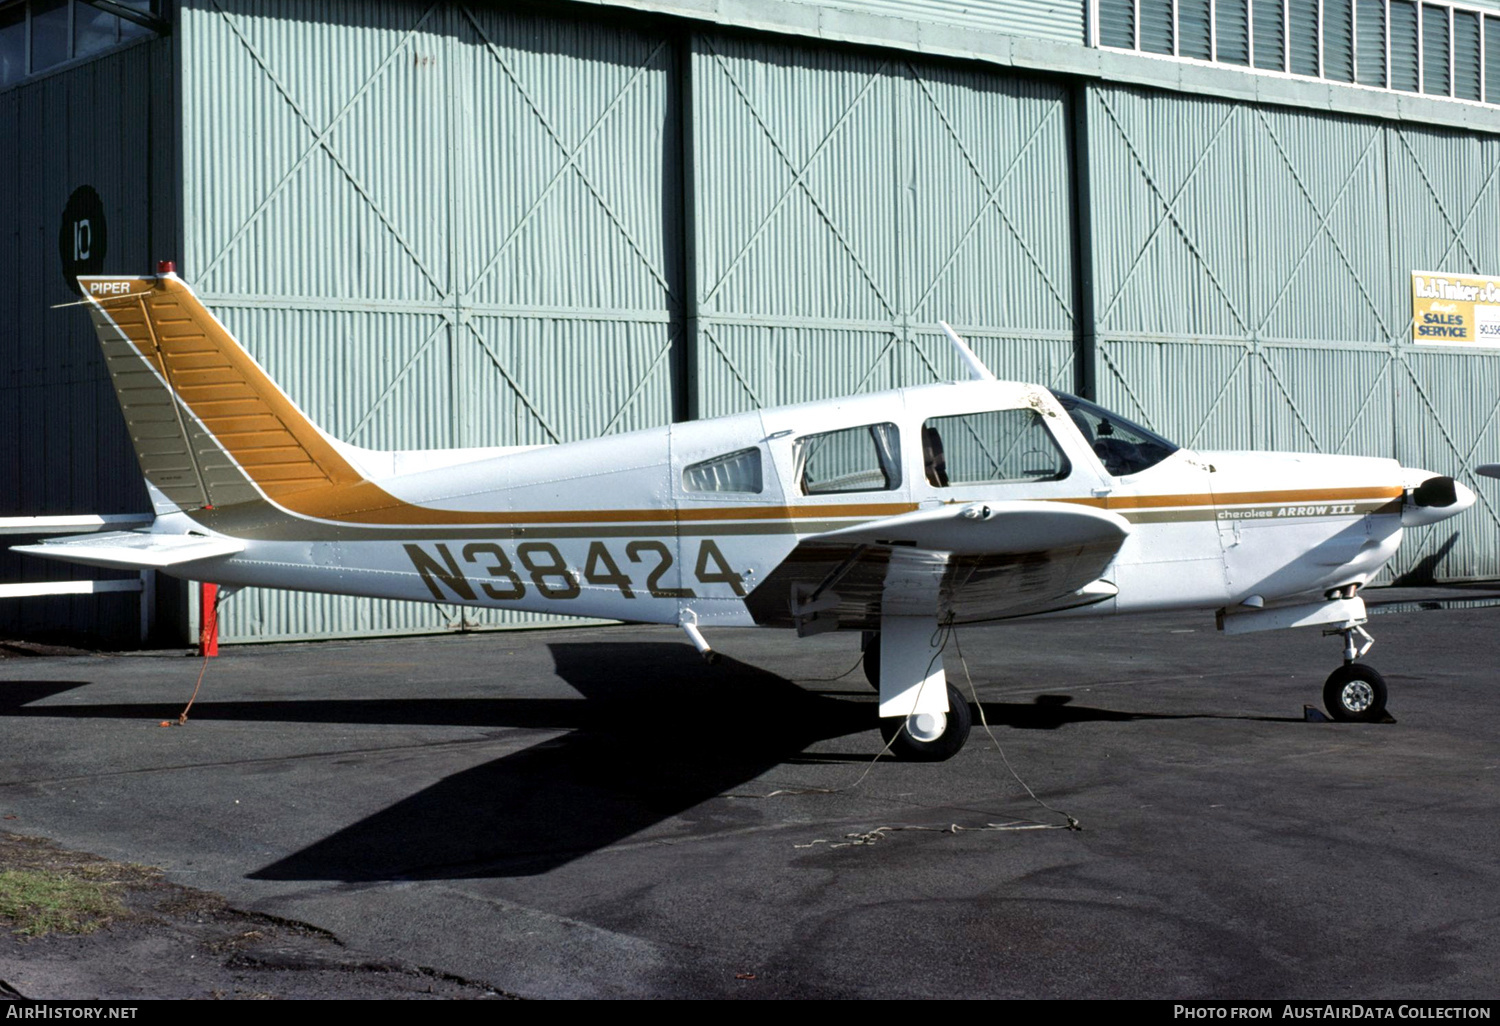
<box><xmin>199</xmin><ymin>582</ymin><xmax>219</xmax><ymax>658</ymax></box>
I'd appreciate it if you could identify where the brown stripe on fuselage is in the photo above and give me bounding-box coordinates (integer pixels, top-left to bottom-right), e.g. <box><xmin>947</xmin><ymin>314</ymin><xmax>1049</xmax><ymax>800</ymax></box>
<box><xmin>1044</xmin><ymin>486</ymin><xmax>1404</xmax><ymax>510</ymax></box>
<box><xmin>189</xmin><ymin>491</ymin><xmax>1401</xmax><ymax>543</ymax></box>
<box><xmin>188</xmin><ymin>500</ymin><xmax>900</xmax><ymax>542</ymax></box>
<box><xmin>1109</xmin><ymin>498</ymin><xmax>1402</xmax><ymax>525</ymax></box>
<box><xmin>315</xmin><ymin>500</ymin><xmax>922</xmax><ymax>526</ymax></box>
<box><xmin>268</xmin><ymin>488</ymin><xmax>1400</xmax><ymax>532</ymax></box>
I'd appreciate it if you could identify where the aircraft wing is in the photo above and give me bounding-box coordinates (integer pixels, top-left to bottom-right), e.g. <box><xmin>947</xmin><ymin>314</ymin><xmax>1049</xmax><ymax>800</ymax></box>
<box><xmin>744</xmin><ymin>501</ymin><xmax>1130</xmax><ymax>632</ymax></box>
<box><xmin>12</xmin><ymin>531</ymin><xmax>244</xmax><ymax>572</ymax></box>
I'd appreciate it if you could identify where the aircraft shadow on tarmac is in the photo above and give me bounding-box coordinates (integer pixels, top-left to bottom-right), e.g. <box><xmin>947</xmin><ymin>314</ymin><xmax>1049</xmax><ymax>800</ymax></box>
<box><xmin>0</xmin><ymin>646</ymin><xmax>1299</xmax><ymax>881</ymax></box>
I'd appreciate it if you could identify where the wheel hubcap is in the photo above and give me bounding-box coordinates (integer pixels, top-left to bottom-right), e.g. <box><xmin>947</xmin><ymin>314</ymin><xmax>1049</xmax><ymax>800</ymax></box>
<box><xmin>906</xmin><ymin>710</ymin><xmax>946</xmax><ymax>743</ymax></box>
<box><xmin>1341</xmin><ymin>680</ymin><xmax>1375</xmax><ymax>713</ymax></box>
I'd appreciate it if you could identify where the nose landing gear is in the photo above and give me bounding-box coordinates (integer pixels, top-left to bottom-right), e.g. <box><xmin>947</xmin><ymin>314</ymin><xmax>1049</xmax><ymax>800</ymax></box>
<box><xmin>1321</xmin><ymin>623</ymin><xmax>1389</xmax><ymax>722</ymax></box>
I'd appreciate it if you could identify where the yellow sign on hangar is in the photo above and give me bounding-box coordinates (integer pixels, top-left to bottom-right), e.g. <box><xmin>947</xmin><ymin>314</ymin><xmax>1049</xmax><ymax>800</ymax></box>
<box><xmin>1412</xmin><ymin>271</ymin><xmax>1500</xmax><ymax>347</ymax></box>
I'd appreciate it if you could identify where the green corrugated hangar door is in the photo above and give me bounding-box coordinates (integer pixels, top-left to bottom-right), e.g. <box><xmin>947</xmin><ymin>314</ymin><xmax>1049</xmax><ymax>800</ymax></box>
<box><xmin>1386</xmin><ymin>124</ymin><xmax>1500</xmax><ymax>581</ymax></box>
<box><xmin>179</xmin><ymin>3</ymin><xmax>1083</xmax><ymax>642</ymax></box>
<box><xmin>179</xmin><ymin>1</ymin><xmax>679</xmax><ymax>641</ymax></box>
<box><xmin>1084</xmin><ymin>83</ymin><xmax>1500</xmax><ymax>582</ymax></box>
<box><xmin>689</xmin><ymin>32</ymin><xmax>1076</xmax><ymax>417</ymax></box>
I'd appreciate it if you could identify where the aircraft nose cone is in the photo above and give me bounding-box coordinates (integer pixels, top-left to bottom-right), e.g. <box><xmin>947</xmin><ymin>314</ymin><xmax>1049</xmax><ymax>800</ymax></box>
<box><xmin>1451</xmin><ymin>477</ymin><xmax>1478</xmax><ymax>515</ymax></box>
<box><xmin>1400</xmin><ymin>468</ymin><xmax>1477</xmax><ymax>526</ymax></box>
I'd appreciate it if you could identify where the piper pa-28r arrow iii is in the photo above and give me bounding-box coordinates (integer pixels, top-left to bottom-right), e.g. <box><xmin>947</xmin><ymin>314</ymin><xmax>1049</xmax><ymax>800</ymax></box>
<box><xmin>16</xmin><ymin>266</ymin><xmax>1478</xmax><ymax>760</ymax></box>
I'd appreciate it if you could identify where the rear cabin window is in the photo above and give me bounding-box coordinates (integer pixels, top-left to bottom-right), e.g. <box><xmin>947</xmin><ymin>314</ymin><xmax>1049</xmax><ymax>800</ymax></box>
<box><xmin>922</xmin><ymin>409</ymin><xmax>1070</xmax><ymax>487</ymax></box>
<box><xmin>683</xmin><ymin>447</ymin><xmax>763</xmax><ymax>494</ymax></box>
<box><xmin>795</xmin><ymin>423</ymin><xmax>902</xmax><ymax>494</ymax></box>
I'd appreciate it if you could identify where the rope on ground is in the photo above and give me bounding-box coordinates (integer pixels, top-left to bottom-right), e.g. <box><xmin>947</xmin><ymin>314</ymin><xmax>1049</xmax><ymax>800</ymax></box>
<box><xmin>731</xmin><ymin>622</ymin><xmax>957</xmax><ymax>800</ymax></box>
<box><xmin>952</xmin><ymin>627</ymin><xmax>1080</xmax><ymax>831</ymax></box>
<box><xmin>730</xmin><ymin>619</ymin><xmax>955</xmax><ymax>804</ymax></box>
<box><xmin>739</xmin><ymin>617</ymin><xmax>1083</xmax><ymax>841</ymax></box>
<box><xmin>172</xmin><ymin>652</ymin><xmax>210</xmax><ymax>726</ymax></box>
<box><xmin>793</xmin><ymin>819</ymin><xmax>1070</xmax><ymax>850</ymax></box>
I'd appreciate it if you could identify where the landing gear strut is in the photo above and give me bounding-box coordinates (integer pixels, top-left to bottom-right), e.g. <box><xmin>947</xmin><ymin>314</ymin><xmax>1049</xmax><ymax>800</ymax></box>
<box><xmin>871</xmin><ymin>617</ymin><xmax>972</xmax><ymax>760</ymax></box>
<box><xmin>1322</xmin><ymin>623</ymin><xmax>1388</xmax><ymax>722</ymax></box>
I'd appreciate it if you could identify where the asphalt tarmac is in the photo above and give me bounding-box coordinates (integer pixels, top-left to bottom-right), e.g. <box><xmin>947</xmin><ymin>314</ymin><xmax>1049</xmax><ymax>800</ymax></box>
<box><xmin>2</xmin><ymin>585</ymin><xmax>1499</xmax><ymax>999</ymax></box>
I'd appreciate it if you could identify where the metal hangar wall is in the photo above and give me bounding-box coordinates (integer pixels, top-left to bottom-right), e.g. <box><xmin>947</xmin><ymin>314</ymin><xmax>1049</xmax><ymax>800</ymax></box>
<box><xmin>3</xmin><ymin>0</ymin><xmax>1500</xmax><ymax>644</ymax></box>
<box><xmin>176</xmin><ymin>0</ymin><xmax>1080</xmax><ymax>641</ymax></box>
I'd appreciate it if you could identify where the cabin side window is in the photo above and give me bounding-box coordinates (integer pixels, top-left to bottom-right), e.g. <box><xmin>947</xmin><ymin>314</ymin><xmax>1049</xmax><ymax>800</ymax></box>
<box><xmin>921</xmin><ymin>409</ymin><xmax>1070</xmax><ymax>487</ymax></box>
<box><xmin>794</xmin><ymin>423</ymin><xmax>902</xmax><ymax>494</ymax></box>
<box><xmin>683</xmin><ymin>447</ymin><xmax>764</xmax><ymax>494</ymax></box>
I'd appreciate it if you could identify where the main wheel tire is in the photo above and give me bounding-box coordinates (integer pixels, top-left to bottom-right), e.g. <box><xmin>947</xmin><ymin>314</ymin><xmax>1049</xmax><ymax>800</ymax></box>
<box><xmin>861</xmin><ymin>630</ymin><xmax>881</xmax><ymax>690</ymax></box>
<box><xmin>1324</xmin><ymin>663</ymin><xmax>1388</xmax><ymax>723</ymax></box>
<box><xmin>879</xmin><ymin>683</ymin><xmax>973</xmax><ymax>761</ymax></box>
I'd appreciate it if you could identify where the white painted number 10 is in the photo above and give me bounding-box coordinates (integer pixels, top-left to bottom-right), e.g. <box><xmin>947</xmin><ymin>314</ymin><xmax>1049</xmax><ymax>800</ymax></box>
<box><xmin>74</xmin><ymin>219</ymin><xmax>92</xmax><ymax>261</ymax></box>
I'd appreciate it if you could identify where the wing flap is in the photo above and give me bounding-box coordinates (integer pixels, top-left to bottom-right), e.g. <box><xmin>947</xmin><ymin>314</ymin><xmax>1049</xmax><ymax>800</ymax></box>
<box><xmin>746</xmin><ymin>501</ymin><xmax>1129</xmax><ymax>630</ymax></box>
<box><xmin>12</xmin><ymin>531</ymin><xmax>244</xmax><ymax>571</ymax></box>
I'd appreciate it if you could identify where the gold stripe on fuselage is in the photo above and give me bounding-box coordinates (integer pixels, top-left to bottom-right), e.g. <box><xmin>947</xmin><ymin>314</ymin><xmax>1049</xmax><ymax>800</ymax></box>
<box><xmin>188</xmin><ymin>490</ymin><xmax>1401</xmax><ymax>543</ymax></box>
<box><xmin>1047</xmin><ymin>485</ymin><xmax>1405</xmax><ymax>511</ymax></box>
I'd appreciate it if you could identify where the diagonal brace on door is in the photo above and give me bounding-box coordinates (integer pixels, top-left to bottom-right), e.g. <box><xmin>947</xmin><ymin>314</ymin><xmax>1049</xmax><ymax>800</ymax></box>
<box><xmin>1256</xmin><ymin>349</ymin><xmax>1326</xmax><ymax>452</ymax></box>
<box><xmin>701</xmin><ymin>324</ymin><xmax>766</xmax><ymax>410</ymax></box>
<box><xmin>346</xmin><ymin>318</ymin><xmax>449</xmax><ymax>445</ymax></box>
<box><xmin>199</xmin><ymin>1</ymin><xmax>445</xmax><ymax>295</ymax></box>
<box><xmin>1097</xmin><ymin>343</ymin><xmax>1166</xmax><ymax>431</ymax></box>
<box><xmin>1331</xmin><ymin>360</ymin><xmax>1391</xmax><ymax>455</ymax></box>
<box><xmin>1394</xmin><ymin>130</ymin><xmax>1500</xmax><ymax>282</ymax></box>
<box><xmin>1094</xmin><ymin>94</ymin><xmax>1248</xmax><ymax>335</ymax></box>
<box><xmin>1253</xmin><ymin>115</ymin><xmax>1392</xmax><ymax>342</ymax></box>
<box><xmin>599</xmin><ymin>332</ymin><xmax>678</xmax><ymax>436</ymax></box>
<box><xmin>700</xmin><ymin>41</ymin><xmax>897</xmax><ymax>318</ymax></box>
<box><xmin>1182</xmin><ymin>347</ymin><xmax>1250</xmax><ymax>449</ymax></box>
<box><xmin>464</xmin><ymin>321</ymin><xmax>564</xmax><ymax>444</ymax></box>
<box><xmin>1400</xmin><ymin>360</ymin><xmax>1500</xmax><ymax>529</ymax></box>
<box><xmin>459</xmin><ymin>6</ymin><xmax>673</xmax><ymax>304</ymax></box>
<box><xmin>908</xmin><ymin>71</ymin><xmax>1071</xmax><ymax>323</ymax></box>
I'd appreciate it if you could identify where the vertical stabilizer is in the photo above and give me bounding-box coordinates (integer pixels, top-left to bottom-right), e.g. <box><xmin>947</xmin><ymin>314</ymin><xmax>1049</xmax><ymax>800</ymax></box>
<box><xmin>80</xmin><ymin>267</ymin><xmax>364</xmax><ymax>516</ymax></box>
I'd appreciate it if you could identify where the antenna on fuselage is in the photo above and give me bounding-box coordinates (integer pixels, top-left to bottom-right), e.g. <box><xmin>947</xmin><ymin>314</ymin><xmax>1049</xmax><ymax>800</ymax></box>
<box><xmin>937</xmin><ymin>320</ymin><xmax>996</xmax><ymax>382</ymax></box>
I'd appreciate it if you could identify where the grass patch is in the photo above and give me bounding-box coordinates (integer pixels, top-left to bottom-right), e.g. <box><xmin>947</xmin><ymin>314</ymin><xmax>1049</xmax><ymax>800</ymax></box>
<box><xmin>0</xmin><ymin>834</ymin><xmax>161</xmax><ymax>938</ymax></box>
<box><xmin>0</xmin><ymin>868</ymin><xmax>126</xmax><ymax>936</ymax></box>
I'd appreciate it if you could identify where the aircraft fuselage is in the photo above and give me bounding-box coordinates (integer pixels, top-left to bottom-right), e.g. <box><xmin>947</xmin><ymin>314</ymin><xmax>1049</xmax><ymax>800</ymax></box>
<box><xmin>170</xmin><ymin>380</ymin><xmax>1413</xmax><ymax>632</ymax></box>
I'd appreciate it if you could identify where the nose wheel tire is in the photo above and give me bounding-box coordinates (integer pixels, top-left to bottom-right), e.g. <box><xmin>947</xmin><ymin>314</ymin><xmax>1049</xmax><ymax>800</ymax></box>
<box><xmin>879</xmin><ymin>683</ymin><xmax>973</xmax><ymax>761</ymax></box>
<box><xmin>1323</xmin><ymin>664</ymin><xmax>1388</xmax><ymax>723</ymax></box>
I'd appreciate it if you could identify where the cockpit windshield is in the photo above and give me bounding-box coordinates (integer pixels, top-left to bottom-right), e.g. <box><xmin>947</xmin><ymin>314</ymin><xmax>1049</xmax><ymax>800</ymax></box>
<box><xmin>1050</xmin><ymin>391</ymin><xmax>1180</xmax><ymax>477</ymax></box>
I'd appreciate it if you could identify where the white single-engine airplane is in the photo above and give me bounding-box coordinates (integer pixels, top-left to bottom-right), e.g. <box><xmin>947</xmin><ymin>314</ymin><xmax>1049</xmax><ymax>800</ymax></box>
<box><xmin>15</xmin><ymin>265</ymin><xmax>1478</xmax><ymax>760</ymax></box>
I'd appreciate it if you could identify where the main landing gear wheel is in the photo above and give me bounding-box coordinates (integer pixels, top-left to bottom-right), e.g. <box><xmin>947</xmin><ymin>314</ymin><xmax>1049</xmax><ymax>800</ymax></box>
<box><xmin>880</xmin><ymin>683</ymin><xmax>972</xmax><ymax>761</ymax></box>
<box><xmin>1323</xmin><ymin>663</ymin><xmax>1388</xmax><ymax>723</ymax></box>
<box><xmin>861</xmin><ymin>631</ymin><xmax>881</xmax><ymax>690</ymax></box>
